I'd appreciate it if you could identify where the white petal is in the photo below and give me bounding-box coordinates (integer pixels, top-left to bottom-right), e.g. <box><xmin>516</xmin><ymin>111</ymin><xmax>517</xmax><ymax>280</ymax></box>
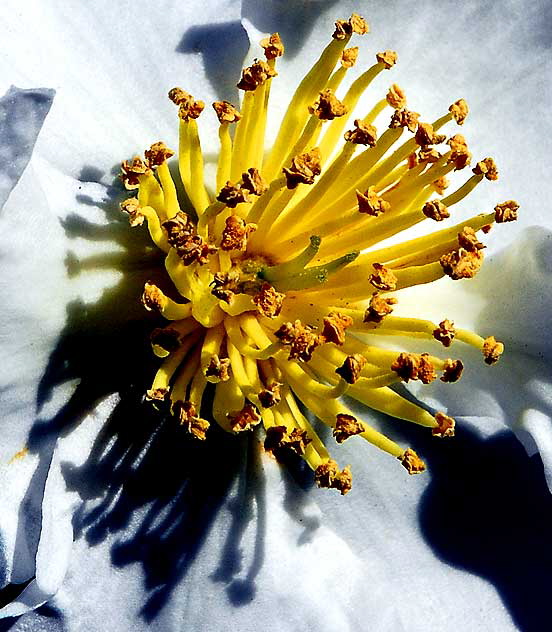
<box><xmin>0</xmin><ymin>86</ymin><xmax>54</xmax><ymax>209</ymax></box>
<box><xmin>0</xmin><ymin>0</ymin><xmax>244</xmax><ymax>177</ymax></box>
<box><xmin>10</xmin><ymin>442</ymin><xmax>517</xmax><ymax>631</ymax></box>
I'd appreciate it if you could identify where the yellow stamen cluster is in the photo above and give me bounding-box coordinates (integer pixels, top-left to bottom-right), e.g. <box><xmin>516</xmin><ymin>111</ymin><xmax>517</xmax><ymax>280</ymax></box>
<box><xmin>119</xmin><ymin>14</ymin><xmax>517</xmax><ymax>495</ymax></box>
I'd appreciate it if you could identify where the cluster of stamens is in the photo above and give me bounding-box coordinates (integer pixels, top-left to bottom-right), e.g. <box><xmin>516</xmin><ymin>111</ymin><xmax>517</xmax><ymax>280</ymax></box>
<box><xmin>119</xmin><ymin>14</ymin><xmax>517</xmax><ymax>494</ymax></box>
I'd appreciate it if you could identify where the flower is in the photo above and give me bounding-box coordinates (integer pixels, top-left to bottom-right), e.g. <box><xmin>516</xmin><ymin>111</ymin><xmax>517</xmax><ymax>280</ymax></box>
<box><xmin>0</xmin><ymin>2</ymin><xmax>551</xmax><ymax>631</ymax></box>
<box><xmin>120</xmin><ymin>16</ymin><xmax>514</xmax><ymax>493</ymax></box>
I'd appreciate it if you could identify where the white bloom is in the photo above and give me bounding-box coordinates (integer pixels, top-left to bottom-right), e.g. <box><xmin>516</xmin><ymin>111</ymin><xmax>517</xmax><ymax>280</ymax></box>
<box><xmin>0</xmin><ymin>1</ymin><xmax>551</xmax><ymax>630</ymax></box>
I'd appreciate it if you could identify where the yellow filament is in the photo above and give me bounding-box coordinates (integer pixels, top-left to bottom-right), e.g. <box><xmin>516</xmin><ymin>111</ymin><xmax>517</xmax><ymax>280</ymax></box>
<box><xmin>270</xmin><ymin>142</ymin><xmax>357</xmax><ymax>239</ymax></box>
<box><xmin>213</xmin><ymin>374</ymin><xmax>244</xmax><ymax>432</ymax></box>
<box><xmin>216</xmin><ymin>124</ymin><xmax>233</xmax><ymax>192</ymax></box>
<box><xmin>170</xmin><ymin>344</ymin><xmax>202</xmax><ymax>404</ymax></box>
<box><xmin>137</xmin><ymin>173</ymin><xmax>165</xmax><ymax>218</ymax></box>
<box><xmin>186</xmin><ymin>119</ymin><xmax>211</xmax><ymax>214</ymax></box>
<box><xmin>137</xmin><ymin>206</ymin><xmax>170</xmax><ymax>252</ymax></box>
<box><xmin>442</xmin><ymin>174</ymin><xmax>484</xmax><ymax>207</ymax></box>
<box><xmin>318</xmin><ymin>63</ymin><xmax>384</xmax><ymax>161</ymax></box>
<box><xmin>200</xmin><ymin>324</ymin><xmax>226</xmax><ymax>378</ymax></box>
<box><xmin>230</xmin><ymin>91</ymin><xmax>255</xmax><ymax>180</ymax></box>
<box><xmin>263</xmin><ymin>36</ymin><xmax>350</xmax><ymax>181</ymax></box>
<box><xmin>151</xmin><ymin>333</ymin><xmax>199</xmax><ymax>393</ymax></box>
<box><xmin>156</xmin><ymin>162</ymin><xmax>180</xmax><ymax>219</ymax></box>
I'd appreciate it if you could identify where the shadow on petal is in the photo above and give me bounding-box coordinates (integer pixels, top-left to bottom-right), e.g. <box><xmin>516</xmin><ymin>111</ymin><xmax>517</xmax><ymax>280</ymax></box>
<box><xmin>395</xmin><ymin>412</ymin><xmax>552</xmax><ymax>632</ymax></box>
<box><xmin>241</xmin><ymin>0</ymin><xmax>340</xmax><ymax>58</ymax></box>
<box><xmin>176</xmin><ymin>22</ymin><xmax>249</xmax><ymax>103</ymax></box>
<box><xmin>3</xmin><ymin>170</ymin><xmax>314</xmax><ymax>624</ymax></box>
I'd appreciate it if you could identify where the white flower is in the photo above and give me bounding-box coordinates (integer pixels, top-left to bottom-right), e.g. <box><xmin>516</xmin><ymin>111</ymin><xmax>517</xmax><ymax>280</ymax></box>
<box><xmin>0</xmin><ymin>1</ymin><xmax>551</xmax><ymax>630</ymax></box>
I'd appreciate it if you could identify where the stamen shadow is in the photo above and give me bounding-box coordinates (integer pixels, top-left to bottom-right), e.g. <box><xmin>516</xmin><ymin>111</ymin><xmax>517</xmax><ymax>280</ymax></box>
<box><xmin>241</xmin><ymin>0</ymin><xmax>341</xmax><ymax>58</ymax></box>
<box><xmin>176</xmin><ymin>22</ymin><xmax>249</xmax><ymax>103</ymax></box>
<box><xmin>0</xmin><ymin>164</ymin><xmax>313</xmax><ymax>626</ymax></box>
<box><xmin>399</xmin><ymin>418</ymin><xmax>552</xmax><ymax>632</ymax></box>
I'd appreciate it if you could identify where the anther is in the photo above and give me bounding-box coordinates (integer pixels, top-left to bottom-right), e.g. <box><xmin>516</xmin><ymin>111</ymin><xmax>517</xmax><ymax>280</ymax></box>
<box><xmin>449</xmin><ymin>98</ymin><xmax>469</xmax><ymax>125</ymax></box>
<box><xmin>242</xmin><ymin>167</ymin><xmax>267</xmax><ymax>196</ymax></box>
<box><xmin>228</xmin><ymin>402</ymin><xmax>262</xmax><ymax>431</ymax></box>
<box><xmin>253</xmin><ymin>282</ymin><xmax>285</xmax><ymax>318</ymax></box>
<box><xmin>265</xmin><ymin>426</ymin><xmax>311</xmax><ymax>456</ymax></box>
<box><xmin>204</xmin><ymin>355</ymin><xmax>231</xmax><ymax>382</ymax></box>
<box><xmin>369</xmin><ymin>263</ymin><xmax>397</xmax><ymax>291</ymax></box>
<box><xmin>212</xmin><ymin>100</ymin><xmax>241</xmax><ymax>124</ymax></box>
<box><xmin>335</xmin><ymin>354</ymin><xmax>366</xmax><ymax>384</ymax></box>
<box><xmin>258</xmin><ymin>381</ymin><xmax>282</xmax><ymax>408</ymax></box>
<box><xmin>389</xmin><ymin>108</ymin><xmax>420</xmax><ymax>132</ymax></box>
<box><xmin>483</xmin><ymin>336</ymin><xmax>504</xmax><ymax>365</ymax></box>
<box><xmin>260</xmin><ymin>32</ymin><xmax>285</xmax><ymax>60</ymax></box>
<box><xmin>473</xmin><ymin>157</ymin><xmax>498</xmax><ymax>181</ymax></box>
<box><xmin>274</xmin><ymin>320</ymin><xmax>321</xmax><ymax>362</ymax></box>
<box><xmin>441</xmin><ymin>359</ymin><xmax>464</xmax><ymax>383</ymax></box>
<box><xmin>168</xmin><ymin>88</ymin><xmax>205</xmax><ymax>120</ymax></box>
<box><xmin>211</xmin><ymin>271</ymin><xmax>241</xmax><ymax>303</ymax></box>
<box><xmin>333</xmin><ymin>13</ymin><xmax>369</xmax><ymax>40</ymax></box>
<box><xmin>432</xmin><ymin>412</ymin><xmax>455</xmax><ymax>437</ymax></box>
<box><xmin>314</xmin><ymin>459</ymin><xmax>353</xmax><ymax>494</ymax></box>
<box><xmin>150</xmin><ymin>327</ymin><xmax>182</xmax><ymax>354</ymax></box>
<box><xmin>309</xmin><ymin>89</ymin><xmax>348</xmax><ymax>120</ymax></box>
<box><xmin>447</xmin><ymin>134</ymin><xmax>472</xmax><ymax>170</ymax></box>
<box><xmin>144</xmin><ymin>141</ymin><xmax>174</xmax><ymax>168</ymax></box>
<box><xmin>423</xmin><ymin>200</ymin><xmax>450</xmax><ymax>221</ymax></box>
<box><xmin>376</xmin><ymin>50</ymin><xmax>398</xmax><ymax>69</ymax></box>
<box><xmin>120</xmin><ymin>156</ymin><xmax>150</xmax><ymax>189</ymax></box>
<box><xmin>174</xmin><ymin>401</ymin><xmax>210</xmax><ymax>440</ymax></box>
<box><xmin>341</xmin><ymin>46</ymin><xmax>359</xmax><ymax>68</ymax></box>
<box><xmin>432</xmin><ymin>176</ymin><xmax>450</xmax><ymax>194</ymax></box>
<box><xmin>363</xmin><ymin>293</ymin><xmax>397</xmax><ymax>323</ymax></box>
<box><xmin>399</xmin><ymin>449</ymin><xmax>426</xmax><ymax>474</ymax></box>
<box><xmin>433</xmin><ymin>319</ymin><xmax>456</xmax><ymax>347</ymax></box>
<box><xmin>391</xmin><ymin>352</ymin><xmax>437</xmax><ymax>384</ymax></box>
<box><xmin>333</xmin><ymin>413</ymin><xmax>364</xmax><ymax>443</ymax></box>
<box><xmin>217</xmin><ymin>182</ymin><xmax>251</xmax><ymax>208</ymax></box>
<box><xmin>320</xmin><ymin>312</ymin><xmax>353</xmax><ymax>345</ymax></box>
<box><xmin>120</xmin><ymin>197</ymin><xmax>144</xmax><ymax>226</ymax></box>
<box><xmin>494</xmin><ymin>200</ymin><xmax>519</xmax><ymax>223</ymax></box>
<box><xmin>237</xmin><ymin>60</ymin><xmax>277</xmax><ymax>91</ymax></box>
<box><xmin>440</xmin><ymin>248</ymin><xmax>484</xmax><ymax>280</ymax></box>
<box><xmin>386</xmin><ymin>84</ymin><xmax>406</xmax><ymax>109</ymax></box>
<box><xmin>220</xmin><ymin>215</ymin><xmax>257</xmax><ymax>251</ymax></box>
<box><xmin>283</xmin><ymin>148</ymin><xmax>322</xmax><ymax>189</ymax></box>
<box><xmin>345</xmin><ymin>119</ymin><xmax>378</xmax><ymax>146</ymax></box>
<box><xmin>141</xmin><ymin>282</ymin><xmax>167</xmax><ymax>312</ymax></box>
<box><xmin>357</xmin><ymin>186</ymin><xmax>390</xmax><ymax>215</ymax></box>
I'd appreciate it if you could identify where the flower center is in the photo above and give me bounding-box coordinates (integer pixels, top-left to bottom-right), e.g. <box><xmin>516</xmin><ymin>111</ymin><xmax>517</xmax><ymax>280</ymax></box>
<box><xmin>119</xmin><ymin>14</ymin><xmax>517</xmax><ymax>494</ymax></box>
